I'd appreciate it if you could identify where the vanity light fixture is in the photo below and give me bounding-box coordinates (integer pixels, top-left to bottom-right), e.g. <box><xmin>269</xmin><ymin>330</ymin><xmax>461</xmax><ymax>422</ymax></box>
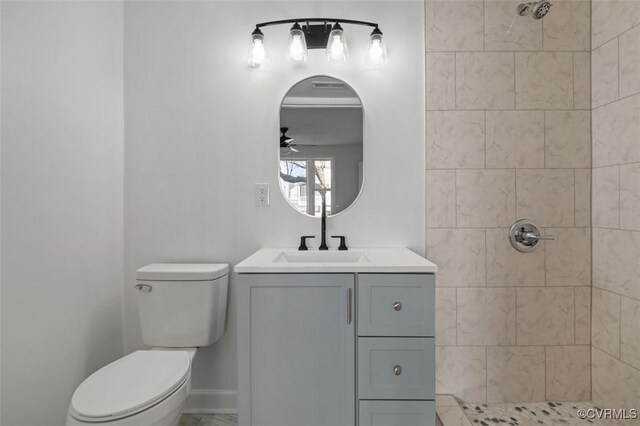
<box><xmin>247</xmin><ymin>18</ymin><xmax>386</xmax><ymax>68</ymax></box>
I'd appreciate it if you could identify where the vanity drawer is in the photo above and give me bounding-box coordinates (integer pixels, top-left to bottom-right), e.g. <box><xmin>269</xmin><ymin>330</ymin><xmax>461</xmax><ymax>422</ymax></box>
<box><xmin>358</xmin><ymin>337</ymin><xmax>435</xmax><ymax>400</ymax></box>
<box><xmin>358</xmin><ymin>274</ymin><xmax>435</xmax><ymax>337</ymax></box>
<box><xmin>359</xmin><ymin>400</ymin><xmax>436</xmax><ymax>426</ymax></box>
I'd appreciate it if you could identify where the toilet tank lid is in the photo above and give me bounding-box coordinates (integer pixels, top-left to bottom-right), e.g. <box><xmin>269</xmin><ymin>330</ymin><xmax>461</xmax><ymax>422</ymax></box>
<box><xmin>136</xmin><ymin>263</ymin><xmax>229</xmax><ymax>281</ymax></box>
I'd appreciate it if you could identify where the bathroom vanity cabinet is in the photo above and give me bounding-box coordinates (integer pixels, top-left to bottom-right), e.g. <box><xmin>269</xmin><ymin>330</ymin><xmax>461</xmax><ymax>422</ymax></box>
<box><xmin>236</xmin><ymin>262</ymin><xmax>436</xmax><ymax>426</ymax></box>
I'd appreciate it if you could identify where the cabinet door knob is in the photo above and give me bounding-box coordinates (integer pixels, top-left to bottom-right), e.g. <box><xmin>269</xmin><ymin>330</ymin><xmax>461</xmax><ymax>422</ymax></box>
<box><xmin>393</xmin><ymin>301</ymin><xmax>402</xmax><ymax>311</ymax></box>
<box><xmin>393</xmin><ymin>365</ymin><xmax>402</xmax><ymax>376</ymax></box>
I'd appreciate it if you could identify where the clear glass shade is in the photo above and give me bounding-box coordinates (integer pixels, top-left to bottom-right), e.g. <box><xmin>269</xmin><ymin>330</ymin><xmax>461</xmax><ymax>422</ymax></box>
<box><xmin>247</xmin><ymin>33</ymin><xmax>268</xmax><ymax>68</ymax></box>
<box><xmin>287</xmin><ymin>27</ymin><xmax>308</xmax><ymax>63</ymax></box>
<box><xmin>366</xmin><ymin>33</ymin><xmax>387</xmax><ymax>67</ymax></box>
<box><xmin>326</xmin><ymin>27</ymin><xmax>348</xmax><ymax>62</ymax></box>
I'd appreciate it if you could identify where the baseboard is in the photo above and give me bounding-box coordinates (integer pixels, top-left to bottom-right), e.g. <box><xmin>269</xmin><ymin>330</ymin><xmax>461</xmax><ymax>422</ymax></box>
<box><xmin>183</xmin><ymin>389</ymin><xmax>238</xmax><ymax>415</ymax></box>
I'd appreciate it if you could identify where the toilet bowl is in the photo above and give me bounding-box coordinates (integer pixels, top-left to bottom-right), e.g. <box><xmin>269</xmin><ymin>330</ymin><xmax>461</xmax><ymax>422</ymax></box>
<box><xmin>67</xmin><ymin>349</ymin><xmax>195</xmax><ymax>426</ymax></box>
<box><xmin>67</xmin><ymin>264</ymin><xmax>229</xmax><ymax>426</ymax></box>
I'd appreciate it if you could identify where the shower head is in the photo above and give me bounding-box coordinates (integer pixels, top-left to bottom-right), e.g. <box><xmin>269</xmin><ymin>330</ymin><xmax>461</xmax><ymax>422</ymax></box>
<box><xmin>517</xmin><ymin>0</ymin><xmax>552</xmax><ymax>19</ymax></box>
<box><xmin>532</xmin><ymin>1</ymin><xmax>552</xmax><ymax>19</ymax></box>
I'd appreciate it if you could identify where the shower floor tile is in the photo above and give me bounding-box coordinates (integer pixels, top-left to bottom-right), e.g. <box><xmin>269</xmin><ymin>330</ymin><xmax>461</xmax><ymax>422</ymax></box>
<box><xmin>461</xmin><ymin>401</ymin><xmax>633</xmax><ymax>425</ymax></box>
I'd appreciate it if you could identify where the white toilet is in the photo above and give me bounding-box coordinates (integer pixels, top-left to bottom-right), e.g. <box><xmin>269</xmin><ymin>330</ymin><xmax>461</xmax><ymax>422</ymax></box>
<box><xmin>66</xmin><ymin>263</ymin><xmax>229</xmax><ymax>426</ymax></box>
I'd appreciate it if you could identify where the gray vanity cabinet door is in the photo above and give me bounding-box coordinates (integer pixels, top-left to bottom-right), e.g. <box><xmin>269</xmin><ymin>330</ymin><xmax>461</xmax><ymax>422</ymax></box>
<box><xmin>238</xmin><ymin>274</ymin><xmax>355</xmax><ymax>426</ymax></box>
<box><xmin>358</xmin><ymin>274</ymin><xmax>435</xmax><ymax>337</ymax></box>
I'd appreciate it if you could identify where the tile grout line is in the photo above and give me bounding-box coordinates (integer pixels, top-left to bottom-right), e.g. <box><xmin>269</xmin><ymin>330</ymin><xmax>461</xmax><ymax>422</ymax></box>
<box><xmin>429</xmin><ymin>166</ymin><xmax>593</xmax><ymax>170</ymax></box>
<box><xmin>574</xmin><ymin>169</ymin><xmax>577</xmax><ymax>227</ymax></box>
<box><xmin>484</xmin><ymin>111</ymin><xmax>487</xmax><ymax>168</ymax></box>
<box><xmin>484</xmin><ymin>228</ymin><xmax>488</xmax><ymax>288</ymax></box>
<box><xmin>572</xmin><ymin>52</ymin><xmax>576</xmax><ymax>109</ymax></box>
<box><xmin>455</xmin><ymin>287</ymin><xmax>459</xmax><ymax>346</ymax></box>
<box><xmin>513</xmin><ymin>52</ymin><xmax>517</xmax><ymax>109</ymax></box>
<box><xmin>618</xmin><ymin>165</ymin><xmax>621</xmax><ymax>229</ymax></box>
<box><xmin>592</xmin><ymin>90</ymin><xmax>640</xmax><ymax>111</ymax></box>
<box><xmin>429</xmin><ymin>225</ymin><xmax>593</xmax><ymax>230</ymax></box>
<box><xmin>572</xmin><ymin>169</ymin><xmax>576</xmax><ymax>227</ymax></box>
<box><xmin>428</xmin><ymin>50</ymin><xmax>591</xmax><ymax>54</ymax></box>
<box><xmin>592</xmin><ymin>346</ymin><xmax>640</xmax><ymax>374</ymax></box>
<box><xmin>617</xmin><ymin>37</ymin><xmax>620</xmax><ymax>101</ymax></box>
<box><xmin>439</xmin><ymin>285</ymin><xmax>592</xmax><ymax>290</ymax></box>
<box><xmin>426</xmin><ymin>108</ymin><xmax>592</xmax><ymax>112</ymax></box>
<box><xmin>454</xmin><ymin>52</ymin><xmax>458</xmax><ymax>110</ymax></box>
<box><xmin>543</xmin><ymin>110</ymin><xmax>546</xmax><ymax>169</ymax></box>
<box><xmin>514</xmin><ymin>167</ymin><xmax>518</xmax><ymax>226</ymax></box>
<box><xmin>618</xmin><ymin>295</ymin><xmax>622</xmax><ymax>363</ymax></box>
<box><xmin>485</xmin><ymin>346</ymin><xmax>488</xmax><ymax>402</ymax></box>
<box><xmin>592</xmin><ymin>20</ymin><xmax>640</xmax><ymax>51</ymax></box>
<box><xmin>574</xmin><ymin>287</ymin><xmax>577</xmax><ymax>345</ymax></box>
<box><xmin>591</xmin><ymin>285</ymin><xmax>640</xmax><ymax>306</ymax></box>
<box><xmin>439</xmin><ymin>343</ymin><xmax>594</xmax><ymax>348</ymax></box>
<box><xmin>544</xmin><ymin>346</ymin><xmax>547</xmax><ymax>400</ymax></box>
<box><xmin>455</xmin><ymin>170</ymin><xmax>458</xmax><ymax>228</ymax></box>
<box><xmin>483</xmin><ymin>0</ymin><xmax>486</xmax><ymax>53</ymax></box>
<box><xmin>515</xmin><ymin>286</ymin><xmax>519</xmax><ymax>345</ymax></box>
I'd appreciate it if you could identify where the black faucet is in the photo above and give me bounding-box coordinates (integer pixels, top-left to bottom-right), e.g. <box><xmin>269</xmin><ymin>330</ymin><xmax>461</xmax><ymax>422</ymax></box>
<box><xmin>319</xmin><ymin>191</ymin><xmax>328</xmax><ymax>250</ymax></box>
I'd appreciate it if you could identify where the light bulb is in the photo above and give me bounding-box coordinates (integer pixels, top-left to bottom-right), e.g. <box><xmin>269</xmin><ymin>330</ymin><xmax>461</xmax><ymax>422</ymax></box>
<box><xmin>287</xmin><ymin>23</ymin><xmax>308</xmax><ymax>63</ymax></box>
<box><xmin>366</xmin><ymin>28</ymin><xmax>387</xmax><ymax>67</ymax></box>
<box><xmin>248</xmin><ymin>28</ymin><xmax>268</xmax><ymax>68</ymax></box>
<box><xmin>326</xmin><ymin>23</ymin><xmax>348</xmax><ymax>62</ymax></box>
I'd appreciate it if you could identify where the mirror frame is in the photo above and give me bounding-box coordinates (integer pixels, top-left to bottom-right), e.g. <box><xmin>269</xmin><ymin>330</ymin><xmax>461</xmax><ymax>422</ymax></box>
<box><xmin>277</xmin><ymin>75</ymin><xmax>365</xmax><ymax>219</ymax></box>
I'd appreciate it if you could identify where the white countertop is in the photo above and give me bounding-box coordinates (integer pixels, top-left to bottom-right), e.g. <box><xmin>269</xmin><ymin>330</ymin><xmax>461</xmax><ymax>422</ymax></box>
<box><xmin>234</xmin><ymin>247</ymin><xmax>438</xmax><ymax>274</ymax></box>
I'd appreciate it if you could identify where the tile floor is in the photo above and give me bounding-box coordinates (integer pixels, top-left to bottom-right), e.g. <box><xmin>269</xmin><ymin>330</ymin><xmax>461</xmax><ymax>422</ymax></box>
<box><xmin>180</xmin><ymin>396</ymin><xmax>637</xmax><ymax>425</ymax></box>
<box><xmin>180</xmin><ymin>414</ymin><xmax>237</xmax><ymax>426</ymax></box>
<box><xmin>180</xmin><ymin>395</ymin><xmax>457</xmax><ymax>425</ymax></box>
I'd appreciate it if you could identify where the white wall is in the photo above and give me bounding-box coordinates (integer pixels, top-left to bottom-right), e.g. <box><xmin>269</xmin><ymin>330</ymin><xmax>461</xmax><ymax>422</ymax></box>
<box><xmin>1</xmin><ymin>2</ymin><xmax>124</xmax><ymax>424</ymax></box>
<box><xmin>0</xmin><ymin>1</ymin><xmax>3</xmax><ymax>421</ymax></box>
<box><xmin>124</xmin><ymin>0</ymin><xmax>425</xmax><ymax>411</ymax></box>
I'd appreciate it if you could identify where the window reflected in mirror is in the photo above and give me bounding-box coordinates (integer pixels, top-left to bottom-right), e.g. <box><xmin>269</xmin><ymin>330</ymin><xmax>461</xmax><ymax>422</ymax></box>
<box><xmin>279</xmin><ymin>159</ymin><xmax>333</xmax><ymax>216</ymax></box>
<box><xmin>279</xmin><ymin>76</ymin><xmax>363</xmax><ymax>217</ymax></box>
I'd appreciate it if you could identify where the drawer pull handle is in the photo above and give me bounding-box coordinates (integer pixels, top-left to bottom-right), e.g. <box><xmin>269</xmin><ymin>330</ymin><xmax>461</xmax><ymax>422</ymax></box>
<box><xmin>347</xmin><ymin>288</ymin><xmax>352</xmax><ymax>325</ymax></box>
<box><xmin>393</xmin><ymin>301</ymin><xmax>402</xmax><ymax>311</ymax></box>
<box><xmin>393</xmin><ymin>365</ymin><xmax>402</xmax><ymax>376</ymax></box>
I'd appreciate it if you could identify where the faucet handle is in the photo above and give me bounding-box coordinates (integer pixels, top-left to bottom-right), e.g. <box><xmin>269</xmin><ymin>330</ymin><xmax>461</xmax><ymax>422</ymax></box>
<box><xmin>298</xmin><ymin>236</ymin><xmax>315</xmax><ymax>251</ymax></box>
<box><xmin>331</xmin><ymin>236</ymin><xmax>348</xmax><ymax>251</ymax></box>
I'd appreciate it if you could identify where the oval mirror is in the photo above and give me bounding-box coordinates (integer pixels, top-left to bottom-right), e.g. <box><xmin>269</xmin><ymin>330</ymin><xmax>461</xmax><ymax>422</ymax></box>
<box><xmin>279</xmin><ymin>76</ymin><xmax>363</xmax><ymax>217</ymax></box>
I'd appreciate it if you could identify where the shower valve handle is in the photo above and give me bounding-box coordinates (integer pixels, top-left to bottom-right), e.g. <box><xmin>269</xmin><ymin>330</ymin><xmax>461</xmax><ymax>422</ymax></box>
<box><xmin>509</xmin><ymin>219</ymin><xmax>554</xmax><ymax>253</ymax></box>
<box><xmin>519</xmin><ymin>231</ymin><xmax>555</xmax><ymax>242</ymax></box>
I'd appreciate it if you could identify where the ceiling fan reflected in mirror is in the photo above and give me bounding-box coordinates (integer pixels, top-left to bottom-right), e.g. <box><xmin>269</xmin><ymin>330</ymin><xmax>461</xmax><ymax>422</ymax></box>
<box><xmin>280</xmin><ymin>127</ymin><xmax>298</xmax><ymax>153</ymax></box>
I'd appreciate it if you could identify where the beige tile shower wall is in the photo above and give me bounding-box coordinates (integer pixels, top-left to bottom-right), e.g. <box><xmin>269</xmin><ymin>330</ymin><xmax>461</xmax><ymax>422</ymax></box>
<box><xmin>591</xmin><ymin>0</ymin><xmax>640</xmax><ymax>410</ymax></box>
<box><xmin>425</xmin><ymin>0</ymin><xmax>592</xmax><ymax>403</ymax></box>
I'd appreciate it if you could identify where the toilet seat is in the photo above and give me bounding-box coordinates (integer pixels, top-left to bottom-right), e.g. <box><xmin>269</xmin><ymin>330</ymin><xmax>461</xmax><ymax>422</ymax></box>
<box><xmin>69</xmin><ymin>350</ymin><xmax>190</xmax><ymax>423</ymax></box>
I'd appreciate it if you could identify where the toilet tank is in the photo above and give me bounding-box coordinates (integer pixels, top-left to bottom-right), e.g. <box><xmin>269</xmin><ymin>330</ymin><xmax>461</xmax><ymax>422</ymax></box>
<box><xmin>135</xmin><ymin>263</ymin><xmax>229</xmax><ymax>348</ymax></box>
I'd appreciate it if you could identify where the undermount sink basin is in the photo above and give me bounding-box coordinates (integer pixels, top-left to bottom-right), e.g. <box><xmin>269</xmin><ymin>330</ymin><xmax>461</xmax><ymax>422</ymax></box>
<box><xmin>273</xmin><ymin>251</ymin><xmax>370</xmax><ymax>264</ymax></box>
